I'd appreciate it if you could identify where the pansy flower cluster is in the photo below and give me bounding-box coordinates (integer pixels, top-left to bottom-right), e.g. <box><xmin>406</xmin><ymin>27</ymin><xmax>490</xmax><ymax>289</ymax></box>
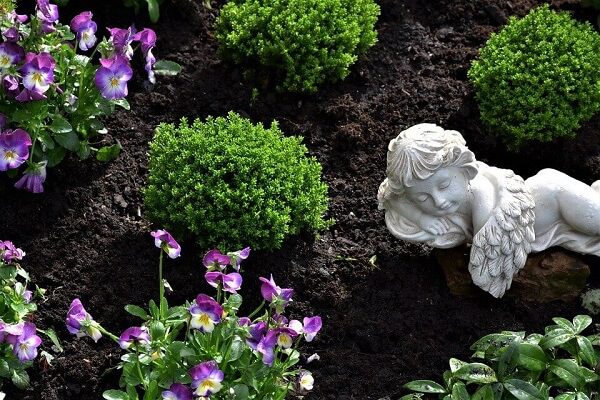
<box><xmin>0</xmin><ymin>1</ymin><xmax>179</xmax><ymax>193</ymax></box>
<box><xmin>66</xmin><ymin>230</ymin><xmax>321</xmax><ymax>399</ymax></box>
<box><xmin>0</xmin><ymin>240</ymin><xmax>49</xmax><ymax>393</ymax></box>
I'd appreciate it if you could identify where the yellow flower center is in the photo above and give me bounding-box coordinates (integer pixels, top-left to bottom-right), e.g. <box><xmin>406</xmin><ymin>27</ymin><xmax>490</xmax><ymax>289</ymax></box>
<box><xmin>32</xmin><ymin>72</ymin><xmax>43</xmax><ymax>83</ymax></box>
<box><xmin>4</xmin><ymin>150</ymin><xmax>16</xmax><ymax>160</ymax></box>
<box><xmin>110</xmin><ymin>77</ymin><xmax>119</xmax><ymax>87</ymax></box>
<box><xmin>0</xmin><ymin>55</ymin><xmax>10</xmax><ymax>67</ymax></box>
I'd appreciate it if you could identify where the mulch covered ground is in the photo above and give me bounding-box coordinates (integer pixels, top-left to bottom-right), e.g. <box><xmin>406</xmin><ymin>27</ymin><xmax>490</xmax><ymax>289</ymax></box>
<box><xmin>1</xmin><ymin>0</ymin><xmax>599</xmax><ymax>398</ymax></box>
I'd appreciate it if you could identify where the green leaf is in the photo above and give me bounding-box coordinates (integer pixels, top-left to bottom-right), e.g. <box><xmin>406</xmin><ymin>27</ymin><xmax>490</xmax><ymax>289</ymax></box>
<box><xmin>41</xmin><ymin>328</ymin><xmax>64</xmax><ymax>352</ymax></box>
<box><xmin>503</xmin><ymin>379</ymin><xmax>545</xmax><ymax>400</ymax></box>
<box><xmin>96</xmin><ymin>143</ymin><xmax>122</xmax><ymax>162</ymax></box>
<box><xmin>143</xmin><ymin>380</ymin><xmax>158</xmax><ymax>400</ymax></box>
<box><xmin>517</xmin><ymin>343</ymin><xmax>547</xmax><ymax>372</ymax></box>
<box><xmin>125</xmin><ymin>305</ymin><xmax>149</xmax><ymax>320</ymax></box>
<box><xmin>113</xmin><ymin>99</ymin><xmax>130</xmax><ymax>110</ymax></box>
<box><xmin>49</xmin><ymin>116</ymin><xmax>73</xmax><ymax>134</ymax></box>
<box><xmin>232</xmin><ymin>384</ymin><xmax>250</xmax><ymax>399</ymax></box>
<box><xmin>76</xmin><ymin>141</ymin><xmax>91</xmax><ymax>159</ymax></box>
<box><xmin>228</xmin><ymin>336</ymin><xmax>245</xmax><ymax>362</ymax></box>
<box><xmin>577</xmin><ymin>336</ymin><xmax>596</xmax><ymax>367</ymax></box>
<box><xmin>46</xmin><ymin>146</ymin><xmax>67</xmax><ymax>167</ymax></box>
<box><xmin>154</xmin><ymin>60</ymin><xmax>182</xmax><ymax>76</ymax></box>
<box><xmin>37</xmin><ymin>130</ymin><xmax>55</xmax><ymax>150</ymax></box>
<box><xmin>548</xmin><ymin>359</ymin><xmax>585</xmax><ymax>390</ymax></box>
<box><xmin>0</xmin><ymin>265</ymin><xmax>17</xmax><ymax>280</ymax></box>
<box><xmin>578</xmin><ymin>366</ymin><xmax>599</xmax><ymax>383</ymax></box>
<box><xmin>539</xmin><ymin>329</ymin><xmax>574</xmax><ymax>349</ymax></box>
<box><xmin>54</xmin><ymin>131</ymin><xmax>79</xmax><ymax>152</ymax></box>
<box><xmin>573</xmin><ymin>315</ymin><xmax>593</xmax><ymax>334</ymax></box>
<box><xmin>147</xmin><ymin>0</ymin><xmax>160</xmax><ymax>22</ymax></box>
<box><xmin>553</xmin><ymin>318</ymin><xmax>575</xmax><ymax>334</ymax></box>
<box><xmin>472</xmin><ymin>385</ymin><xmax>496</xmax><ymax>400</ymax></box>
<box><xmin>11</xmin><ymin>369</ymin><xmax>30</xmax><ymax>389</ymax></box>
<box><xmin>0</xmin><ymin>360</ymin><xmax>10</xmax><ymax>378</ymax></box>
<box><xmin>451</xmin><ymin>382</ymin><xmax>470</xmax><ymax>400</ymax></box>
<box><xmin>450</xmin><ymin>358</ymin><xmax>468</xmax><ymax>373</ymax></box>
<box><xmin>149</xmin><ymin>320</ymin><xmax>165</xmax><ymax>340</ymax></box>
<box><xmin>103</xmin><ymin>390</ymin><xmax>130</xmax><ymax>400</ymax></box>
<box><xmin>404</xmin><ymin>380</ymin><xmax>446</xmax><ymax>394</ymax></box>
<box><xmin>555</xmin><ymin>394</ymin><xmax>576</xmax><ymax>400</ymax></box>
<box><xmin>454</xmin><ymin>363</ymin><xmax>497</xmax><ymax>384</ymax></box>
<box><xmin>498</xmin><ymin>340</ymin><xmax>520</xmax><ymax>379</ymax></box>
<box><xmin>399</xmin><ymin>395</ymin><xmax>424</xmax><ymax>400</ymax></box>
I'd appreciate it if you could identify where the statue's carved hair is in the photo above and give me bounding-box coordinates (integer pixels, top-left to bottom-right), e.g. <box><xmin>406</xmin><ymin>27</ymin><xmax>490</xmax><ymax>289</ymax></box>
<box><xmin>385</xmin><ymin>124</ymin><xmax>478</xmax><ymax>195</ymax></box>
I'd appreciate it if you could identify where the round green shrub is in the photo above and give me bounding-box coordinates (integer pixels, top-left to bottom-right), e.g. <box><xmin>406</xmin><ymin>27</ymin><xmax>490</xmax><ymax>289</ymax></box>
<box><xmin>468</xmin><ymin>5</ymin><xmax>600</xmax><ymax>147</ymax></box>
<box><xmin>214</xmin><ymin>0</ymin><xmax>380</xmax><ymax>93</ymax></box>
<box><xmin>144</xmin><ymin>112</ymin><xmax>331</xmax><ymax>251</ymax></box>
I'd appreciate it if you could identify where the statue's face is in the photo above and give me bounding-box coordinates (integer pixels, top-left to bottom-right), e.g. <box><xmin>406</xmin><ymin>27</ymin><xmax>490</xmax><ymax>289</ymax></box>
<box><xmin>405</xmin><ymin>166</ymin><xmax>470</xmax><ymax>216</ymax></box>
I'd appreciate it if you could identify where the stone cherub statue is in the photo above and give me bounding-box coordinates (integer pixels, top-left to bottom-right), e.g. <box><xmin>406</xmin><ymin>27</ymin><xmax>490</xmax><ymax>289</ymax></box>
<box><xmin>378</xmin><ymin>123</ymin><xmax>600</xmax><ymax>298</ymax></box>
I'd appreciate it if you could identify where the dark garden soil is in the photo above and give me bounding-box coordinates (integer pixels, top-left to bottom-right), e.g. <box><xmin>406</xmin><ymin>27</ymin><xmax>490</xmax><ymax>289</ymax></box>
<box><xmin>2</xmin><ymin>0</ymin><xmax>600</xmax><ymax>398</ymax></box>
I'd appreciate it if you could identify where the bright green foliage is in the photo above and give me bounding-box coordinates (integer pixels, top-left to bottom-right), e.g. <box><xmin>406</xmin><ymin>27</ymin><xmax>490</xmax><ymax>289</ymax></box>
<box><xmin>0</xmin><ymin>0</ymin><xmax>14</xmax><ymax>14</ymax></box>
<box><xmin>402</xmin><ymin>315</ymin><xmax>600</xmax><ymax>400</ymax></box>
<box><xmin>468</xmin><ymin>5</ymin><xmax>600</xmax><ymax>147</ymax></box>
<box><xmin>144</xmin><ymin>112</ymin><xmax>331</xmax><ymax>250</ymax></box>
<box><xmin>214</xmin><ymin>0</ymin><xmax>380</xmax><ymax>93</ymax></box>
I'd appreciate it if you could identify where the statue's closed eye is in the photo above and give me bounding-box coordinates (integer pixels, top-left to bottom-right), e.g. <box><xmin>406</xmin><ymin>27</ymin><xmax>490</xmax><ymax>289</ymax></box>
<box><xmin>417</xmin><ymin>194</ymin><xmax>428</xmax><ymax>202</ymax></box>
<box><xmin>439</xmin><ymin>180</ymin><xmax>451</xmax><ymax>189</ymax></box>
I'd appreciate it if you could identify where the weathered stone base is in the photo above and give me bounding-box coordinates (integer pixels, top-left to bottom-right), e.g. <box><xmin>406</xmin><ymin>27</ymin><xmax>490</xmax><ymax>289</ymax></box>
<box><xmin>434</xmin><ymin>246</ymin><xmax>590</xmax><ymax>302</ymax></box>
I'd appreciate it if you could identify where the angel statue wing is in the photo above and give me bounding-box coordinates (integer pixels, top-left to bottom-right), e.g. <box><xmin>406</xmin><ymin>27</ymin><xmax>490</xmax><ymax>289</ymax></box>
<box><xmin>468</xmin><ymin>168</ymin><xmax>535</xmax><ymax>298</ymax></box>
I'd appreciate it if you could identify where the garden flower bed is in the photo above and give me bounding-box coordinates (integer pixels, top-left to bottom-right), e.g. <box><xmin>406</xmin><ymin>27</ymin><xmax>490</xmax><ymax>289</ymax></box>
<box><xmin>1</xmin><ymin>0</ymin><xmax>600</xmax><ymax>398</ymax></box>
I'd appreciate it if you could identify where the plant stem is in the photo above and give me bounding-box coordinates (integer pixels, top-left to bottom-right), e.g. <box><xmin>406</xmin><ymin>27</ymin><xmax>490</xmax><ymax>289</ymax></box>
<box><xmin>135</xmin><ymin>345</ymin><xmax>147</xmax><ymax>389</ymax></box>
<box><xmin>158</xmin><ymin>251</ymin><xmax>164</xmax><ymax>319</ymax></box>
<box><xmin>247</xmin><ymin>301</ymin><xmax>266</xmax><ymax>320</ymax></box>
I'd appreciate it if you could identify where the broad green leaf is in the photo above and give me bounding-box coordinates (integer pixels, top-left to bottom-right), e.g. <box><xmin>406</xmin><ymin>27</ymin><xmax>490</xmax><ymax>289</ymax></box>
<box><xmin>576</xmin><ymin>393</ymin><xmax>590</xmax><ymax>400</ymax></box>
<box><xmin>451</xmin><ymin>382</ymin><xmax>470</xmax><ymax>400</ymax></box>
<box><xmin>0</xmin><ymin>266</ymin><xmax>17</xmax><ymax>280</ymax></box>
<box><xmin>96</xmin><ymin>143</ymin><xmax>122</xmax><ymax>162</ymax></box>
<box><xmin>524</xmin><ymin>333</ymin><xmax>543</xmax><ymax>345</ymax></box>
<box><xmin>46</xmin><ymin>146</ymin><xmax>66</xmax><ymax>167</ymax></box>
<box><xmin>578</xmin><ymin>366</ymin><xmax>599</xmax><ymax>383</ymax></box>
<box><xmin>147</xmin><ymin>0</ymin><xmax>160</xmax><ymax>22</ymax></box>
<box><xmin>450</xmin><ymin>358</ymin><xmax>468</xmax><ymax>373</ymax></box>
<box><xmin>154</xmin><ymin>60</ymin><xmax>182</xmax><ymax>76</ymax></box>
<box><xmin>124</xmin><ymin>305</ymin><xmax>149</xmax><ymax>320</ymax></box>
<box><xmin>555</xmin><ymin>394</ymin><xmax>576</xmax><ymax>400</ymax></box>
<box><xmin>143</xmin><ymin>381</ymin><xmax>158</xmax><ymax>400</ymax></box>
<box><xmin>11</xmin><ymin>370</ymin><xmax>30</xmax><ymax>389</ymax></box>
<box><xmin>498</xmin><ymin>340</ymin><xmax>520</xmax><ymax>379</ymax></box>
<box><xmin>472</xmin><ymin>385</ymin><xmax>495</xmax><ymax>400</ymax></box>
<box><xmin>0</xmin><ymin>360</ymin><xmax>10</xmax><ymax>378</ymax></box>
<box><xmin>577</xmin><ymin>336</ymin><xmax>596</xmax><ymax>367</ymax></box>
<box><xmin>539</xmin><ymin>329</ymin><xmax>574</xmax><ymax>349</ymax></box>
<box><xmin>41</xmin><ymin>328</ymin><xmax>63</xmax><ymax>352</ymax></box>
<box><xmin>517</xmin><ymin>343</ymin><xmax>547</xmax><ymax>372</ymax></box>
<box><xmin>54</xmin><ymin>131</ymin><xmax>79</xmax><ymax>151</ymax></box>
<box><xmin>404</xmin><ymin>380</ymin><xmax>446</xmax><ymax>394</ymax></box>
<box><xmin>113</xmin><ymin>99</ymin><xmax>130</xmax><ymax>110</ymax></box>
<box><xmin>76</xmin><ymin>141</ymin><xmax>91</xmax><ymax>159</ymax></box>
<box><xmin>37</xmin><ymin>130</ymin><xmax>55</xmax><ymax>150</ymax></box>
<box><xmin>553</xmin><ymin>318</ymin><xmax>575</xmax><ymax>333</ymax></box>
<box><xmin>103</xmin><ymin>389</ymin><xmax>129</xmax><ymax>400</ymax></box>
<box><xmin>232</xmin><ymin>384</ymin><xmax>250</xmax><ymax>399</ymax></box>
<box><xmin>454</xmin><ymin>363</ymin><xmax>497</xmax><ymax>384</ymax></box>
<box><xmin>49</xmin><ymin>116</ymin><xmax>73</xmax><ymax>134</ymax></box>
<box><xmin>503</xmin><ymin>379</ymin><xmax>545</xmax><ymax>400</ymax></box>
<box><xmin>573</xmin><ymin>315</ymin><xmax>592</xmax><ymax>334</ymax></box>
<box><xmin>126</xmin><ymin>385</ymin><xmax>138</xmax><ymax>400</ymax></box>
<box><xmin>149</xmin><ymin>320</ymin><xmax>165</xmax><ymax>340</ymax></box>
<box><xmin>548</xmin><ymin>359</ymin><xmax>585</xmax><ymax>390</ymax></box>
<box><xmin>228</xmin><ymin>336</ymin><xmax>245</xmax><ymax>362</ymax></box>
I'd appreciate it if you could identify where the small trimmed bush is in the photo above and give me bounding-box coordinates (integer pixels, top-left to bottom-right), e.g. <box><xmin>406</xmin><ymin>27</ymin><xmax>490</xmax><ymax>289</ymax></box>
<box><xmin>214</xmin><ymin>0</ymin><xmax>380</xmax><ymax>93</ymax></box>
<box><xmin>468</xmin><ymin>5</ymin><xmax>600</xmax><ymax>147</ymax></box>
<box><xmin>144</xmin><ymin>112</ymin><xmax>331</xmax><ymax>250</ymax></box>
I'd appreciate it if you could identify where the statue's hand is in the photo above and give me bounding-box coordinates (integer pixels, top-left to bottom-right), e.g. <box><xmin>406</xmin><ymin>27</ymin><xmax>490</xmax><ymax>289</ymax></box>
<box><xmin>418</xmin><ymin>215</ymin><xmax>451</xmax><ymax>236</ymax></box>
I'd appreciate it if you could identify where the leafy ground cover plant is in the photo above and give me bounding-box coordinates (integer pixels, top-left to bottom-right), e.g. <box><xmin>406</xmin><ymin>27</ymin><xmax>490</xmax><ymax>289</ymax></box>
<box><xmin>0</xmin><ymin>1</ymin><xmax>179</xmax><ymax>193</ymax></box>
<box><xmin>0</xmin><ymin>240</ymin><xmax>59</xmax><ymax>397</ymax></box>
<box><xmin>66</xmin><ymin>229</ymin><xmax>322</xmax><ymax>399</ymax></box>
<box><xmin>214</xmin><ymin>0</ymin><xmax>380</xmax><ymax>93</ymax></box>
<box><xmin>468</xmin><ymin>5</ymin><xmax>600</xmax><ymax>148</ymax></box>
<box><xmin>402</xmin><ymin>315</ymin><xmax>600</xmax><ymax>400</ymax></box>
<box><xmin>144</xmin><ymin>112</ymin><xmax>331</xmax><ymax>251</ymax></box>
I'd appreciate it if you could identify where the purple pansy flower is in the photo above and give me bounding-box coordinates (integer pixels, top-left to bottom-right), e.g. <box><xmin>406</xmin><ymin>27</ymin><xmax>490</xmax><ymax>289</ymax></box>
<box><xmin>259</xmin><ymin>275</ymin><xmax>294</xmax><ymax>304</ymax></box>
<box><xmin>3</xmin><ymin>75</ymin><xmax>19</xmax><ymax>98</ymax></box>
<box><xmin>189</xmin><ymin>294</ymin><xmax>223</xmax><ymax>333</ymax></box>
<box><xmin>94</xmin><ymin>56</ymin><xmax>133</xmax><ymax>100</ymax></box>
<box><xmin>14</xmin><ymin>161</ymin><xmax>48</xmax><ymax>193</ymax></box>
<box><xmin>162</xmin><ymin>383</ymin><xmax>193</xmax><ymax>400</ymax></box>
<box><xmin>70</xmin><ymin>12</ymin><xmax>97</xmax><ymax>51</ymax></box>
<box><xmin>231</xmin><ymin>247</ymin><xmax>250</xmax><ymax>271</ymax></box>
<box><xmin>238</xmin><ymin>317</ymin><xmax>251</xmax><ymax>326</ymax></box>
<box><xmin>202</xmin><ymin>249</ymin><xmax>230</xmax><ymax>271</ymax></box>
<box><xmin>7</xmin><ymin>322</ymin><xmax>42</xmax><ymax>362</ymax></box>
<box><xmin>133</xmin><ymin>28</ymin><xmax>157</xmax><ymax>83</ymax></box>
<box><xmin>256</xmin><ymin>329</ymin><xmax>278</xmax><ymax>366</ymax></box>
<box><xmin>0</xmin><ymin>321</ymin><xmax>24</xmax><ymax>342</ymax></box>
<box><xmin>22</xmin><ymin>290</ymin><xmax>32</xmax><ymax>304</ymax></box>
<box><xmin>189</xmin><ymin>361</ymin><xmax>224</xmax><ymax>397</ymax></box>
<box><xmin>0</xmin><ymin>129</ymin><xmax>32</xmax><ymax>171</ymax></box>
<box><xmin>2</xmin><ymin>27</ymin><xmax>19</xmax><ymax>42</ymax></box>
<box><xmin>0</xmin><ymin>240</ymin><xmax>26</xmax><ymax>263</ymax></box>
<box><xmin>289</xmin><ymin>316</ymin><xmax>322</xmax><ymax>342</ymax></box>
<box><xmin>36</xmin><ymin>0</ymin><xmax>59</xmax><ymax>33</ymax></box>
<box><xmin>66</xmin><ymin>298</ymin><xmax>102</xmax><ymax>342</ymax></box>
<box><xmin>205</xmin><ymin>271</ymin><xmax>242</xmax><ymax>294</ymax></box>
<box><xmin>150</xmin><ymin>229</ymin><xmax>181</xmax><ymax>259</ymax></box>
<box><xmin>6</xmin><ymin>11</ymin><xmax>28</xmax><ymax>24</ymax></box>
<box><xmin>119</xmin><ymin>326</ymin><xmax>150</xmax><ymax>350</ymax></box>
<box><xmin>107</xmin><ymin>26</ymin><xmax>136</xmax><ymax>59</ymax></box>
<box><xmin>0</xmin><ymin>42</ymin><xmax>24</xmax><ymax>70</ymax></box>
<box><xmin>246</xmin><ymin>321</ymin><xmax>267</xmax><ymax>350</ymax></box>
<box><xmin>274</xmin><ymin>326</ymin><xmax>299</xmax><ymax>349</ymax></box>
<box><xmin>17</xmin><ymin>52</ymin><xmax>56</xmax><ymax>102</ymax></box>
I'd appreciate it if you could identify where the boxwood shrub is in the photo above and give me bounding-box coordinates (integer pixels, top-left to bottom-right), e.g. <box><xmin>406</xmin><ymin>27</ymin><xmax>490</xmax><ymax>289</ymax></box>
<box><xmin>468</xmin><ymin>5</ymin><xmax>600</xmax><ymax>147</ymax></box>
<box><xmin>144</xmin><ymin>112</ymin><xmax>331</xmax><ymax>251</ymax></box>
<box><xmin>214</xmin><ymin>0</ymin><xmax>380</xmax><ymax>93</ymax></box>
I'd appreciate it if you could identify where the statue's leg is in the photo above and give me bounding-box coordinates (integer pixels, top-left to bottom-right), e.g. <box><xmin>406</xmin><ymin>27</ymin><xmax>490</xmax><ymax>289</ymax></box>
<box><xmin>527</xmin><ymin>169</ymin><xmax>600</xmax><ymax>237</ymax></box>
